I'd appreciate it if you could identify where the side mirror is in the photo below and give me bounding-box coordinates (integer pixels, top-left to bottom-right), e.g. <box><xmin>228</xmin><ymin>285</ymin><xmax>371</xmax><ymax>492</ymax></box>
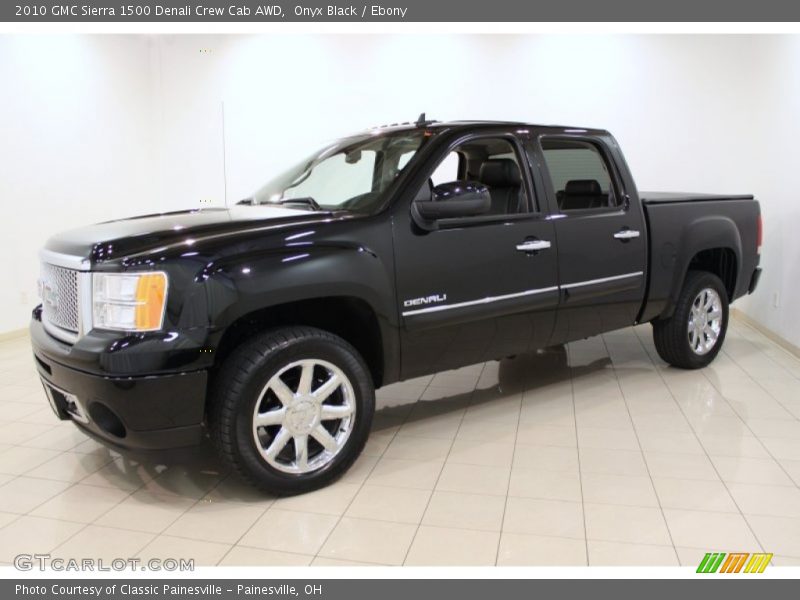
<box><xmin>415</xmin><ymin>180</ymin><xmax>491</xmax><ymax>220</ymax></box>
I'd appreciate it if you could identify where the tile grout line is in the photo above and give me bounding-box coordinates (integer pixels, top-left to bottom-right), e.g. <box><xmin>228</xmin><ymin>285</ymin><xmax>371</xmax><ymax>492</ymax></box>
<box><xmin>208</xmin><ymin>481</ymin><xmax>282</xmax><ymax>566</ymax></box>
<box><xmin>0</xmin><ymin>441</ymin><xmax>149</xmax><ymax>546</ymax></box>
<box><xmin>216</xmin><ymin>381</ymin><xmax>419</xmax><ymax>567</ymax></box>
<box><xmin>719</xmin><ymin>329</ymin><xmax>800</xmax><ymax>420</ymax></box>
<box><xmin>630</xmin><ymin>326</ymin><xmax>768</xmax><ymax>555</ymax></box>
<box><xmin>565</xmin><ymin>342</ymin><xmax>590</xmax><ymax>566</ymax></box>
<box><xmin>0</xmin><ymin>341</ymin><xmax>220</xmax><ymax>561</ymax></box>
<box><xmin>24</xmin><ymin>476</ymin><xmax>138</xmax><ymax>560</ymax></box>
<box><xmin>4</xmin><ymin>325</ymin><xmax>800</xmax><ymax>564</ymax></box>
<box><xmin>701</xmin><ymin>344</ymin><xmax>800</xmax><ymax>544</ymax></box>
<box><xmin>720</xmin><ymin>323</ymin><xmax>800</xmax><ymax>489</ymax></box>
<box><xmin>4</xmin><ymin>440</ymin><xmax>223</xmax><ymax>562</ymax></box>
<box><xmin>699</xmin><ymin>323</ymin><xmax>800</xmax><ymax>485</ymax></box>
<box><xmin>306</xmin><ymin>373</ymin><xmax>439</xmax><ymax>566</ymax></box>
<box><xmin>597</xmin><ymin>332</ymin><xmax>681</xmax><ymax>565</ymax></box>
<box><xmin>0</xmin><ymin>439</ymin><xmax>123</xmax><ymax>537</ymax></box>
<box><xmin>400</xmin><ymin>362</ymin><xmax>488</xmax><ymax>566</ymax></box>
<box><xmin>44</xmin><ymin>455</ymin><xmax>233</xmax><ymax>562</ymax></box>
<box><xmin>6</xmin><ymin>370</ymin><xmax>430</xmax><ymax>566</ymax></box>
<box><xmin>730</xmin><ymin>318</ymin><xmax>800</xmax><ymax>381</ymax></box>
<box><xmin>125</xmin><ymin>479</ymin><xmax>236</xmax><ymax>563</ymax></box>
<box><xmin>493</xmin><ymin>361</ymin><xmax>527</xmax><ymax>567</ymax></box>
<box><xmin>14</xmin><ymin>486</ymin><xmax>770</xmax><ymax>529</ymax></box>
<box><xmin>722</xmin><ymin>347</ymin><xmax>800</xmax><ymax>424</ymax></box>
<box><xmin>712</xmin><ymin>346</ymin><xmax>800</xmax><ymax>493</ymax></box>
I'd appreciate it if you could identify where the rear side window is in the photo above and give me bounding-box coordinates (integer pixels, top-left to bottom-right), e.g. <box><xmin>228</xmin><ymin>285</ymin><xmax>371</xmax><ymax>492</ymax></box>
<box><xmin>541</xmin><ymin>139</ymin><xmax>618</xmax><ymax>211</ymax></box>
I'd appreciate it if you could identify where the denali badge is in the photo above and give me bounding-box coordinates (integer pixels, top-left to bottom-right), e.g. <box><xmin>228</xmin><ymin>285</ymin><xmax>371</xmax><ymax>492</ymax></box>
<box><xmin>403</xmin><ymin>294</ymin><xmax>447</xmax><ymax>308</ymax></box>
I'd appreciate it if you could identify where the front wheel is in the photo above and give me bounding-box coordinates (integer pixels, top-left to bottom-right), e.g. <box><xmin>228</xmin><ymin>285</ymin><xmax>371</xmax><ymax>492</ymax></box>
<box><xmin>208</xmin><ymin>326</ymin><xmax>375</xmax><ymax>494</ymax></box>
<box><xmin>652</xmin><ymin>270</ymin><xmax>729</xmax><ymax>369</ymax></box>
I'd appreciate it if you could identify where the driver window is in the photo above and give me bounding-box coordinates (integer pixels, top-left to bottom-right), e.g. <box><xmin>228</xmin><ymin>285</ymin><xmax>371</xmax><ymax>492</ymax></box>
<box><xmin>427</xmin><ymin>138</ymin><xmax>531</xmax><ymax>216</ymax></box>
<box><xmin>431</xmin><ymin>152</ymin><xmax>460</xmax><ymax>186</ymax></box>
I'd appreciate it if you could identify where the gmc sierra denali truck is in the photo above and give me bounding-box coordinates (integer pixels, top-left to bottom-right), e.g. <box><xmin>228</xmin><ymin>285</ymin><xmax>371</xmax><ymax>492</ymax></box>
<box><xmin>31</xmin><ymin>119</ymin><xmax>762</xmax><ymax>493</ymax></box>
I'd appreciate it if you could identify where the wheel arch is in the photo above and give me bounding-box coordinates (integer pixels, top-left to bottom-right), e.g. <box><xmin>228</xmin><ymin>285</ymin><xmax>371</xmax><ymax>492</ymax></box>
<box><xmin>661</xmin><ymin>215</ymin><xmax>742</xmax><ymax>319</ymax></box>
<box><xmin>210</xmin><ymin>295</ymin><xmax>388</xmax><ymax>391</ymax></box>
<box><xmin>687</xmin><ymin>247</ymin><xmax>738</xmax><ymax>300</ymax></box>
<box><xmin>199</xmin><ymin>240</ymin><xmax>401</xmax><ymax>393</ymax></box>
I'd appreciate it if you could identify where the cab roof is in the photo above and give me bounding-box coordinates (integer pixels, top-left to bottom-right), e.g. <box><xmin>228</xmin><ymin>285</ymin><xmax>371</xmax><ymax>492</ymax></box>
<box><xmin>360</xmin><ymin>119</ymin><xmax>610</xmax><ymax>137</ymax></box>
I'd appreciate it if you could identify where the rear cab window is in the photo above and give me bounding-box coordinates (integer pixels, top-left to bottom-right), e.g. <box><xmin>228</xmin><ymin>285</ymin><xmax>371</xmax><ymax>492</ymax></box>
<box><xmin>540</xmin><ymin>138</ymin><xmax>620</xmax><ymax>211</ymax></box>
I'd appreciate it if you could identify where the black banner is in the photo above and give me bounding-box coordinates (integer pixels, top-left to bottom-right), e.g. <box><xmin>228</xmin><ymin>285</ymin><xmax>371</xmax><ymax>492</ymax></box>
<box><xmin>4</xmin><ymin>0</ymin><xmax>800</xmax><ymax>22</ymax></box>
<box><xmin>3</xmin><ymin>579</ymin><xmax>798</xmax><ymax>600</ymax></box>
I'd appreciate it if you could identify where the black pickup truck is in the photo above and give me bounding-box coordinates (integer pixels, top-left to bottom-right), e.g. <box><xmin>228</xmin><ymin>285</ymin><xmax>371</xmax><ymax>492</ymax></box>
<box><xmin>31</xmin><ymin>119</ymin><xmax>762</xmax><ymax>493</ymax></box>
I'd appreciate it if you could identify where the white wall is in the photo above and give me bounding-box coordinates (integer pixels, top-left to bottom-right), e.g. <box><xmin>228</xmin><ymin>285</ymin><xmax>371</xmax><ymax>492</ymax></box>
<box><xmin>0</xmin><ymin>34</ymin><xmax>796</xmax><ymax>346</ymax></box>
<box><xmin>0</xmin><ymin>35</ymin><xmax>157</xmax><ymax>332</ymax></box>
<box><xmin>734</xmin><ymin>36</ymin><xmax>800</xmax><ymax>346</ymax></box>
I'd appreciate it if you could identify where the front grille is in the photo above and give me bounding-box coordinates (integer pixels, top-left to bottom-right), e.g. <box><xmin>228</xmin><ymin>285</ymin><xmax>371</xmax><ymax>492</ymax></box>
<box><xmin>40</xmin><ymin>262</ymin><xmax>80</xmax><ymax>333</ymax></box>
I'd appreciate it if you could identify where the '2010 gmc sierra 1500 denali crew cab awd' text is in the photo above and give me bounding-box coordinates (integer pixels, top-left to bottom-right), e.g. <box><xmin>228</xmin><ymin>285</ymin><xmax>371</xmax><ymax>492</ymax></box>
<box><xmin>31</xmin><ymin>119</ymin><xmax>762</xmax><ymax>493</ymax></box>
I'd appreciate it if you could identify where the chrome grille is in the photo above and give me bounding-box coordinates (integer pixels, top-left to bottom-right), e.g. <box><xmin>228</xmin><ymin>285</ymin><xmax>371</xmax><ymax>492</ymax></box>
<box><xmin>40</xmin><ymin>263</ymin><xmax>80</xmax><ymax>333</ymax></box>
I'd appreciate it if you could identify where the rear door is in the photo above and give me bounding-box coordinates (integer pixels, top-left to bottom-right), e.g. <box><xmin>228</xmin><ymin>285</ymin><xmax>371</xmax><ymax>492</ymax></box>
<box><xmin>393</xmin><ymin>131</ymin><xmax>560</xmax><ymax>379</ymax></box>
<box><xmin>533</xmin><ymin>135</ymin><xmax>647</xmax><ymax>343</ymax></box>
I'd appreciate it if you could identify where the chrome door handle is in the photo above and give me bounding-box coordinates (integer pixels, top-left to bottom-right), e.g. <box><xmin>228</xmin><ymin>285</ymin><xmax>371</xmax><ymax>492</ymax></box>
<box><xmin>516</xmin><ymin>240</ymin><xmax>551</xmax><ymax>252</ymax></box>
<box><xmin>613</xmin><ymin>229</ymin><xmax>640</xmax><ymax>240</ymax></box>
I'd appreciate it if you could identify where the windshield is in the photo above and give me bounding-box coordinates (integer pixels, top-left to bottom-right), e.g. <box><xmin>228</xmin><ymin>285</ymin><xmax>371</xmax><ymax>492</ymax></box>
<box><xmin>248</xmin><ymin>130</ymin><xmax>428</xmax><ymax>213</ymax></box>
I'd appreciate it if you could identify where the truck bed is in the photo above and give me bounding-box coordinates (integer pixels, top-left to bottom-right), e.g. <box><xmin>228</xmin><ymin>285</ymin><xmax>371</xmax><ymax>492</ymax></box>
<box><xmin>640</xmin><ymin>192</ymin><xmax>755</xmax><ymax>204</ymax></box>
<box><xmin>640</xmin><ymin>193</ymin><xmax>760</xmax><ymax>325</ymax></box>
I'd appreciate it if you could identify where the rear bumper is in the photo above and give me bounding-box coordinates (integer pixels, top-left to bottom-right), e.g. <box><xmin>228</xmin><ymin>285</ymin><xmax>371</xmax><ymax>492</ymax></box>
<box><xmin>30</xmin><ymin>318</ymin><xmax>207</xmax><ymax>452</ymax></box>
<box><xmin>748</xmin><ymin>267</ymin><xmax>762</xmax><ymax>294</ymax></box>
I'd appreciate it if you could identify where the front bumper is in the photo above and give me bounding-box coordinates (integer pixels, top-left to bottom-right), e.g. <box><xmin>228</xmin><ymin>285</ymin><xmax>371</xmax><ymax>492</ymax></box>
<box><xmin>30</xmin><ymin>317</ymin><xmax>207</xmax><ymax>451</ymax></box>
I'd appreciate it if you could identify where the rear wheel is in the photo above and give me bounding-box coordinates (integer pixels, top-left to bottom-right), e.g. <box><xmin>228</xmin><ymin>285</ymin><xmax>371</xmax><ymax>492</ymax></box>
<box><xmin>208</xmin><ymin>326</ymin><xmax>374</xmax><ymax>494</ymax></box>
<box><xmin>652</xmin><ymin>270</ymin><xmax>729</xmax><ymax>369</ymax></box>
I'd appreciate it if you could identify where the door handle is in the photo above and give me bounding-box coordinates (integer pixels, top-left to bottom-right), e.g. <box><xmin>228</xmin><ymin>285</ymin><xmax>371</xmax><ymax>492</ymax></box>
<box><xmin>613</xmin><ymin>229</ymin><xmax>640</xmax><ymax>240</ymax></box>
<box><xmin>516</xmin><ymin>240</ymin><xmax>551</xmax><ymax>252</ymax></box>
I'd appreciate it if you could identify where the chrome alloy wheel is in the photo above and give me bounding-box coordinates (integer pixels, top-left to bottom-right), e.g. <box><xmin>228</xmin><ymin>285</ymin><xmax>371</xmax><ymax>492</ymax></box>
<box><xmin>687</xmin><ymin>287</ymin><xmax>723</xmax><ymax>355</ymax></box>
<box><xmin>251</xmin><ymin>359</ymin><xmax>356</xmax><ymax>475</ymax></box>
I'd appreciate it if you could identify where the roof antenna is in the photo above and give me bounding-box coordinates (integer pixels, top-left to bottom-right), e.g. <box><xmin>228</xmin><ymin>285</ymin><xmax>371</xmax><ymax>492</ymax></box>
<box><xmin>415</xmin><ymin>112</ymin><xmax>427</xmax><ymax>127</ymax></box>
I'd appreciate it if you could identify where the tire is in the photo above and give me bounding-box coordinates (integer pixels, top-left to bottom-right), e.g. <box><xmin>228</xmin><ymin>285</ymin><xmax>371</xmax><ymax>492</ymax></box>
<box><xmin>652</xmin><ymin>270</ymin><xmax>729</xmax><ymax>369</ymax></box>
<box><xmin>208</xmin><ymin>326</ymin><xmax>375</xmax><ymax>495</ymax></box>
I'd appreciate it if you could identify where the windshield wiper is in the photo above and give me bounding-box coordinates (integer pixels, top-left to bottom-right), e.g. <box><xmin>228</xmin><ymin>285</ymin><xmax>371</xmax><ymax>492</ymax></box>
<box><xmin>237</xmin><ymin>196</ymin><xmax>322</xmax><ymax>211</ymax></box>
<box><xmin>273</xmin><ymin>197</ymin><xmax>322</xmax><ymax>211</ymax></box>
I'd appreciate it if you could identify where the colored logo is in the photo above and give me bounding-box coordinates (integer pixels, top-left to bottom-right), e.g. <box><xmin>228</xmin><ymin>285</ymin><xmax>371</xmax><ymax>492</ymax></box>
<box><xmin>697</xmin><ymin>552</ymin><xmax>773</xmax><ymax>573</ymax></box>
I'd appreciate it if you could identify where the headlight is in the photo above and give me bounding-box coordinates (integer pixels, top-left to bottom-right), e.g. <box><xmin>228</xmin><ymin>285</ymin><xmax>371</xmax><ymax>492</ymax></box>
<box><xmin>92</xmin><ymin>272</ymin><xmax>168</xmax><ymax>332</ymax></box>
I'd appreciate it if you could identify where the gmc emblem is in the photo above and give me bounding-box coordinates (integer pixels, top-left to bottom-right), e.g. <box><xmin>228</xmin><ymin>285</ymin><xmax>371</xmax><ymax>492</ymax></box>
<box><xmin>43</xmin><ymin>281</ymin><xmax>59</xmax><ymax>311</ymax></box>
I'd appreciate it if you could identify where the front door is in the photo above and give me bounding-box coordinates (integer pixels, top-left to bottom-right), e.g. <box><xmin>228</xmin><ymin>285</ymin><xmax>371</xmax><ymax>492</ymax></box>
<box><xmin>394</xmin><ymin>133</ymin><xmax>560</xmax><ymax>379</ymax></box>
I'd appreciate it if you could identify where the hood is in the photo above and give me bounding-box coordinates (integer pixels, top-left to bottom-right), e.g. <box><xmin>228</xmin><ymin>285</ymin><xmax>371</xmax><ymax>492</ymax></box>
<box><xmin>43</xmin><ymin>206</ymin><xmax>334</xmax><ymax>264</ymax></box>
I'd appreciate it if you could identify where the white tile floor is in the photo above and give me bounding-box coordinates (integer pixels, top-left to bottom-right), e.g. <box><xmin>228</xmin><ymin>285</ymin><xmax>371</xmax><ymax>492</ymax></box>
<box><xmin>2</xmin><ymin>316</ymin><xmax>800</xmax><ymax>566</ymax></box>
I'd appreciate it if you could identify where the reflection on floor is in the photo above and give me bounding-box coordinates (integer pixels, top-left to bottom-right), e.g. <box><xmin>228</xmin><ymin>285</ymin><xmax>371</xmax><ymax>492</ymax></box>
<box><xmin>1</xmin><ymin>318</ymin><xmax>800</xmax><ymax>566</ymax></box>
